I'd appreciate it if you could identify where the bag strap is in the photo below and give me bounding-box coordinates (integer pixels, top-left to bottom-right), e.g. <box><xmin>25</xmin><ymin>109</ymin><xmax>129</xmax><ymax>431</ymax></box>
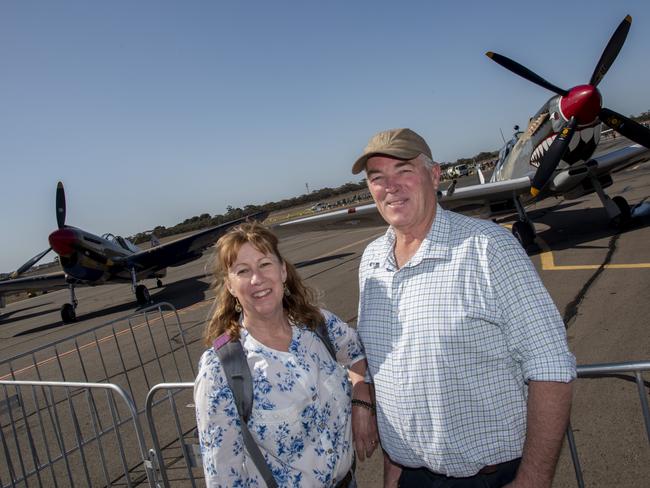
<box><xmin>213</xmin><ymin>334</ymin><xmax>278</xmax><ymax>488</ymax></box>
<box><xmin>313</xmin><ymin>321</ymin><xmax>337</xmax><ymax>360</ymax></box>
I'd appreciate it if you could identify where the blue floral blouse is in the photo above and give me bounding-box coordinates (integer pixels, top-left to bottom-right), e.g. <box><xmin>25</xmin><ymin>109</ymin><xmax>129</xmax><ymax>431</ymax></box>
<box><xmin>194</xmin><ymin>309</ymin><xmax>365</xmax><ymax>487</ymax></box>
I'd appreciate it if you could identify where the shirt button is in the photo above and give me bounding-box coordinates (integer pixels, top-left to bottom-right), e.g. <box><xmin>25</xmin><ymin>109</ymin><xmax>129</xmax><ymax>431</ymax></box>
<box><xmin>327</xmin><ymin>448</ymin><xmax>334</xmax><ymax>454</ymax></box>
<box><xmin>319</xmin><ymin>422</ymin><xmax>326</xmax><ymax>429</ymax></box>
<box><xmin>312</xmin><ymin>393</ymin><xmax>317</xmax><ymax>401</ymax></box>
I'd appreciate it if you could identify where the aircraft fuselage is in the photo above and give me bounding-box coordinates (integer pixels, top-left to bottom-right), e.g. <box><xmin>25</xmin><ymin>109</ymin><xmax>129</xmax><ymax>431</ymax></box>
<box><xmin>48</xmin><ymin>226</ymin><xmax>165</xmax><ymax>285</ymax></box>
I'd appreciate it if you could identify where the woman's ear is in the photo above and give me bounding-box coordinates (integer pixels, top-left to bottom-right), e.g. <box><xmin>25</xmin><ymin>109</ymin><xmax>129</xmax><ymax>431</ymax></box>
<box><xmin>281</xmin><ymin>261</ymin><xmax>287</xmax><ymax>283</ymax></box>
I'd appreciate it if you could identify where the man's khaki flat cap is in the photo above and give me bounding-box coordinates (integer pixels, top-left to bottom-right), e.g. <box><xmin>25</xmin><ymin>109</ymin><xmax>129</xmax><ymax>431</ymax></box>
<box><xmin>352</xmin><ymin>128</ymin><xmax>432</xmax><ymax>174</ymax></box>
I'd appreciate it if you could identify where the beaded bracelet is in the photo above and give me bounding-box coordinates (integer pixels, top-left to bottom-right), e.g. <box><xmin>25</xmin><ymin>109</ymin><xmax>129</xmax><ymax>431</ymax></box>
<box><xmin>351</xmin><ymin>399</ymin><xmax>376</xmax><ymax>414</ymax></box>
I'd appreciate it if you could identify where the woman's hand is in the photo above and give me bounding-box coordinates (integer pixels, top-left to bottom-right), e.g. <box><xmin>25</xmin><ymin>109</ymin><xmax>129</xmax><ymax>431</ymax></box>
<box><xmin>352</xmin><ymin>397</ymin><xmax>379</xmax><ymax>461</ymax></box>
<box><xmin>348</xmin><ymin>360</ymin><xmax>379</xmax><ymax>461</ymax></box>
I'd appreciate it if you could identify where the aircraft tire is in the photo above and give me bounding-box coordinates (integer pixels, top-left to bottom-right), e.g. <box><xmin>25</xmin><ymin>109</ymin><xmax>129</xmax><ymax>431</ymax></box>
<box><xmin>611</xmin><ymin>196</ymin><xmax>631</xmax><ymax>227</ymax></box>
<box><xmin>136</xmin><ymin>284</ymin><xmax>151</xmax><ymax>306</ymax></box>
<box><xmin>512</xmin><ymin>221</ymin><xmax>536</xmax><ymax>248</ymax></box>
<box><xmin>61</xmin><ymin>303</ymin><xmax>77</xmax><ymax>323</ymax></box>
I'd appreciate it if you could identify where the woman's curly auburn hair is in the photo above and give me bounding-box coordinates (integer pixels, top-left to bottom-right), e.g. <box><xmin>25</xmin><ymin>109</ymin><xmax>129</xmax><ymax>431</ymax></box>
<box><xmin>203</xmin><ymin>221</ymin><xmax>324</xmax><ymax>345</ymax></box>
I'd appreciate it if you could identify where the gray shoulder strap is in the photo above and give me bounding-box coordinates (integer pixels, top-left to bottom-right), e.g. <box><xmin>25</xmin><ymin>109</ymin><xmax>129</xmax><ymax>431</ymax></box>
<box><xmin>313</xmin><ymin>321</ymin><xmax>337</xmax><ymax>360</ymax></box>
<box><xmin>213</xmin><ymin>334</ymin><xmax>278</xmax><ymax>488</ymax></box>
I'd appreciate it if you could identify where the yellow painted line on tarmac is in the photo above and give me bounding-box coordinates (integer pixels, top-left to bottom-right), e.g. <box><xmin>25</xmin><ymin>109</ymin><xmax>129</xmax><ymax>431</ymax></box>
<box><xmin>501</xmin><ymin>223</ymin><xmax>650</xmax><ymax>270</ymax></box>
<box><xmin>537</xmin><ymin>238</ymin><xmax>650</xmax><ymax>270</ymax></box>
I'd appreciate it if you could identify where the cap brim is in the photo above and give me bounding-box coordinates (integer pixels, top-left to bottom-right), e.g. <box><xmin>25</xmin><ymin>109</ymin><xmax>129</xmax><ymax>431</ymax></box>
<box><xmin>351</xmin><ymin>149</ymin><xmax>421</xmax><ymax>174</ymax></box>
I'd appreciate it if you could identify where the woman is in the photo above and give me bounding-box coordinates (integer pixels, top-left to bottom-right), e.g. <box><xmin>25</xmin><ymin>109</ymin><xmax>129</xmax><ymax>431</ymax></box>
<box><xmin>194</xmin><ymin>222</ymin><xmax>378</xmax><ymax>487</ymax></box>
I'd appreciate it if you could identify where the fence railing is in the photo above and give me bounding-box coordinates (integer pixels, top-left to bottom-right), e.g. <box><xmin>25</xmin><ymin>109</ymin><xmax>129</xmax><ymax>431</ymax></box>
<box><xmin>145</xmin><ymin>382</ymin><xmax>199</xmax><ymax>488</ymax></box>
<box><xmin>0</xmin><ymin>380</ymin><xmax>153</xmax><ymax>487</ymax></box>
<box><xmin>566</xmin><ymin>360</ymin><xmax>650</xmax><ymax>488</ymax></box>
<box><xmin>0</xmin><ymin>302</ymin><xmax>200</xmax><ymax>488</ymax></box>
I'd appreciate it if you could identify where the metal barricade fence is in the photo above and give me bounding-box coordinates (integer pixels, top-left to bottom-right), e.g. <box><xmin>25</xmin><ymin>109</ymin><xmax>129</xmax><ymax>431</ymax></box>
<box><xmin>145</xmin><ymin>383</ymin><xmax>200</xmax><ymax>488</ymax></box>
<box><xmin>0</xmin><ymin>302</ymin><xmax>202</xmax><ymax>487</ymax></box>
<box><xmin>566</xmin><ymin>360</ymin><xmax>650</xmax><ymax>488</ymax></box>
<box><xmin>0</xmin><ymin>302</ymin><xmax>196</xmax><ymax>410</ymax></box>
<box><xmin>0</xmin><ymin>380</ymin><xmax>153</xmax><ymax>488</ymax></box>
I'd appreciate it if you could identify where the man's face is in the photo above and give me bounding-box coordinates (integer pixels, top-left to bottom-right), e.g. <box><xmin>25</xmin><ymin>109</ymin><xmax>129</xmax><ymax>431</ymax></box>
<box><xmin>366</xmin><ymin>155</ymin><xmax>440</xmax><ymax>235</ymax></box>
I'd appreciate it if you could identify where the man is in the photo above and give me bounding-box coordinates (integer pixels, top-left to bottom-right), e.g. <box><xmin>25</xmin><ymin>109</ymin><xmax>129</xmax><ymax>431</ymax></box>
<box><xmin>352</xmin><ymin>128</ymin><xmax>576</xmax><ymax>488</ymax></box>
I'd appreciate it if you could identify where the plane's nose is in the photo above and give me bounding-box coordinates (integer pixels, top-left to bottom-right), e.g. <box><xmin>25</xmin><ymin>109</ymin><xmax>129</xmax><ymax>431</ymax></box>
<box><xmin>560</xmin><ymin>85</ymin><xmax>602</xmax><ymax>125</ymax></box>
<box><xmin>48</xmin><ymin>228</ymin><xmax>77</xmax><ymax>256</ymax></box>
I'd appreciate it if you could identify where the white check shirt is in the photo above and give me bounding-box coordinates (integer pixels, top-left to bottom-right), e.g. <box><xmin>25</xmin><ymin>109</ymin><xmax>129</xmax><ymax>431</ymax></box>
<box><xmin>358</xmin><ymin>206</ymin><xmax>576</xmax><ymax>477</ymax></box>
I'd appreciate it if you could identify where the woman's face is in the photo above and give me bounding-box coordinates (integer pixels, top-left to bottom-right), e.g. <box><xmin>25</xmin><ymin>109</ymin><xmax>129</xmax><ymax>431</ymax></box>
<box><xmin>226</xmin><ymin>242</ymin><xmax>287</xmax><ymax>321</ymax></box>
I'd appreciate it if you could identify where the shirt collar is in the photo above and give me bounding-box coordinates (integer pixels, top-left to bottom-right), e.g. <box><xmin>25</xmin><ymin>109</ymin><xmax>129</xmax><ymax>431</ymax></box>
<box><xmin>378</xmin><ymin>204</ymin><xmax>451</xmax><ymax>270</ymax></box>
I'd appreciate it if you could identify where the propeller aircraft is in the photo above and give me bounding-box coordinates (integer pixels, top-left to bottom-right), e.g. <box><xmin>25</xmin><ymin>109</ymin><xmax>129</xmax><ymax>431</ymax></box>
<box><xmin>280</xmin><ymin>15</ymin><xmax>650</xmax><ymax>248</ymax></box>
<box><xmin>0</xmin><ymin>182</ymin><xmax>267</xmax><ymax>323</ymax></box>
<box><xmin>474</xmin><ymin>14</ymin><xmax>650</xmax><ymax>246</ymax></box>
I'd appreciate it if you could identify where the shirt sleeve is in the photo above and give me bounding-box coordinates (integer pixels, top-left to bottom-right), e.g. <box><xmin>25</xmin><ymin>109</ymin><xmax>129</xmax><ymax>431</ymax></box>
<box><xmin>321</xmin><ymin>309</ymin><xmax>366</xmax><ymax>368</ymax></box>
<box><xmin>193</xmin><ymin>348</ymin><xmax>261</xmax><ymax>487</ymax></box>
<box><xmin>486</xmin><ymin>228</ymin><xmax>576</xmax><ymax>383</ymax></box>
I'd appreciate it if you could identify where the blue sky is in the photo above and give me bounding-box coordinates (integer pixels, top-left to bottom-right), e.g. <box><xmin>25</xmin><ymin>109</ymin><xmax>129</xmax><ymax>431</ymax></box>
<box><xmin>2</xmin><ymin>0</ymin><xmax>650</xmax><ymax>271</ymax></box>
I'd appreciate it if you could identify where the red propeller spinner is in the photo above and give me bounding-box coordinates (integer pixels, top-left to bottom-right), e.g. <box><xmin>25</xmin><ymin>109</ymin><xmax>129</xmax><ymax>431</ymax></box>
<box><xmin>48</xmin><ymin>228</ymin><xmax>77</xmax><ymax>257</ymax></box>
<box><xmin>559</xmin><ymin>85</ymin><xmax>602</xmax><ymax>126</ymax></box>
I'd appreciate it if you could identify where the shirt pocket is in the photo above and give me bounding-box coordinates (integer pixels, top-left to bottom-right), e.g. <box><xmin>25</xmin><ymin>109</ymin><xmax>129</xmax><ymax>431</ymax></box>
<box><xmin>252</xmin><ymin>399</ymin><xmax>305</xmax><ymax>426</ymax></box>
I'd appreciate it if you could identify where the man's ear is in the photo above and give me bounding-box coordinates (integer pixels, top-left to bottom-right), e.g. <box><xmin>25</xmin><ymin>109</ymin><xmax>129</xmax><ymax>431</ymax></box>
<box><xmin>430</xmin><ymin>163</ymin><xmax>441</xmax><ymax>190</ymax></box>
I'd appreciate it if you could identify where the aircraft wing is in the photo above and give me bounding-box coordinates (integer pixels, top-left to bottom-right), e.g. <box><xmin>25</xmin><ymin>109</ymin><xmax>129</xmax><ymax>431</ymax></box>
<box><xmin>117</xmin><ymin>211</ymin><xmax>268</xmax><ymax>272</ymax></box>
<box><xmin>273</xmin><ymin>203</ymin><xmax>384</xmax><ymax>231</ymax></box>
<box><xmin>586</xmin><ymin>143</ymin><xmax>650</xmax><ymax>175</ymax></box>
<box><xmin>0</xmin><ymin>271</ymin><xmax>68</xmax><ymax>294</ymax></box>
<box><xmin>273</xmin><ymin>177</ymin><xmax>535</xmax><ymax>232</ymax></box>
<box><xmin>439</xmin><ymin>176</ymin><xmax>532</xmax><ymax>210</ymax></box>
<box><xmin>550</xmin><ymin>143</ymin><xmax>650</xmax><ymax>192</ymax></box>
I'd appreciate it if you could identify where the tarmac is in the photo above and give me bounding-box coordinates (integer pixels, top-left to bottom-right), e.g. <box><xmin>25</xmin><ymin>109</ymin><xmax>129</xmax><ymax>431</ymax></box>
<box><xmin>1</xmin><ymin>140</ymin><xmax>650</xmax><ymax>487</ymax></box>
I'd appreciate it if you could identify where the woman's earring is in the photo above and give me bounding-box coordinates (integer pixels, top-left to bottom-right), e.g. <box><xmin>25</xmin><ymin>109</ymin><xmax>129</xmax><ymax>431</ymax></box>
<box><xmin>283</xmin><ymin>283</ymin><xmax>291</xmax><ymax>297</ymax></box>
<box><xmin>234</xmin><ymin>297</ymin><xmax>242</xmax><ymax>313</ymax></box>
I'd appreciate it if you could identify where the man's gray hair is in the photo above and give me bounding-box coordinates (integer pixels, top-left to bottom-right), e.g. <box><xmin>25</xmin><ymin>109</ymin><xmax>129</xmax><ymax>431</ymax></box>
<box><xmin>417</xmin><ymin>153</ymin><xmax>437</xmax><ymax>169</ymax></box>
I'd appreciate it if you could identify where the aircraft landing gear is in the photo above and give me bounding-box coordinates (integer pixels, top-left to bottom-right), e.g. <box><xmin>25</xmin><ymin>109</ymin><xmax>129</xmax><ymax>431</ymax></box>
<box><xmin>156</xmin><ymin>279</ymin><xmax>163</xmax><ymax>288</ymax></box>
<box><xmin>611</xmin><ymin>196</ymin><xmax>631</xmax><ymax>228</ymax></box>
<box><xmin>61</xmin><ymin>303</ymin><xmax>76</xmax><ymax>323</ymax></box>
<box><xmin>512</xmin><ymin>220</ymin><xmax>536</xmax><ymax>248</ymax></box>
<box><xmin>130</xmin><ymin>267</ymin><xmax>151</xmax><ymax>307</ymax></box>
<box><xmin>589</xmin><ymin>172</ymin><xmax>632</xmax><ymax>228</ymax></box>
<box><xmin>135</xmin><ymin>284</ymin><xmax>151</xmax><ymax>306</ymax></box>
<box><xmin>512</xmin><ymin>195</ymin><xmax>537</xmax><ymax>248</ymax></box>
<box><xmin>61</xmin><ymin>284</ymin><xmax>78</xmax><ymax>323</ymax></box>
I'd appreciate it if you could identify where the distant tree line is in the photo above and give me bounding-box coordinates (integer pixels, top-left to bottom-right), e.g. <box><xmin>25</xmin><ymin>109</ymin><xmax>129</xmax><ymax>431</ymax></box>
<box><xmin>631</xmin><ymin>110</ymin><xmax>650</xmax><ymax>122</ymax></box>
<box><xmin>129</xmin><ymin>180</ymin><xmax>368</xmax><ymax>243</ymax></box>
<box><xmin>451</xmin><ymin>150</ymin><xmax>500</xmax><ymax>166</ymax></box>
